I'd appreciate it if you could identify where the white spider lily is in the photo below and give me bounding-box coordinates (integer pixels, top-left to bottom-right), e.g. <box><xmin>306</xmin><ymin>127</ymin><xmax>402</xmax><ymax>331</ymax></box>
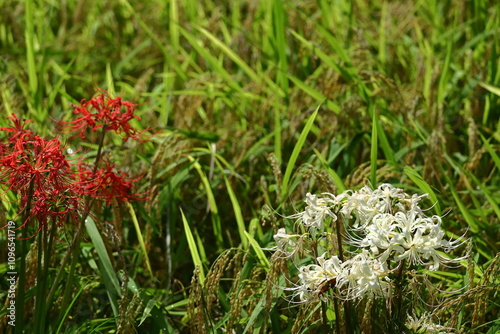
<box><xmin>295</xmin><ymin>254</ymin><xmax>345</xmax><ymax>302</ymax></box>
<box><xmin>338</xmin><ymin>250</ymin><xmax>391</xmax><ymax>300</ymax></box>
<box><xmin>297</xmin><ymin>193</ymin><xmax>338</xmax><ymax>231</ymax></box>
<box><xmin>406</xmin><ymin>313</ymin><xmax>455</xmax><ymax>333</ymax></box>
<box><xmin>270</xmin><ymin>228</ymin><xmax>303</xmax><ymax>258</ymax></box>
<box><xmin>270</xmin><ymin>183</ymin><xmax>467</xmax><ymax>304</ymax></box>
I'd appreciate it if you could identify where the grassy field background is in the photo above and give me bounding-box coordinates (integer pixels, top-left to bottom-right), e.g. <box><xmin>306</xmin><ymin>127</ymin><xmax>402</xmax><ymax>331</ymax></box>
<box><xmin>0</xmin><ymin>0</ymin><xmax>499</xmax><ymax>333</ymax></box>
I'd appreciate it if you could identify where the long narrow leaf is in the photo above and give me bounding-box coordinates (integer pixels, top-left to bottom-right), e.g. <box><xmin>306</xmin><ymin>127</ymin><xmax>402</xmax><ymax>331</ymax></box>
<box><xmin>281</xmin><ymin>105</ymin><xmax>320</xmax><ymax>200</ymax></box>
<box><xmin>126</xmin><ymin>202</ymin><xmax>153</xmax><ymax>277</ymax></box>
<box><xmin>244</xmin><ymin>231</ymin><xmax>270</xmax><ymax>270</ymax></box>
<box><xmin>286</xmin><ymin>73</ymin><xmax>340</xmax><ymax>113</ymax></box>
<box><xmin>85</xmin><ymin>217</ymin><xmax>121</xmax><ymax>318</ymax></box>
<box><xmin>223</xmin><ymin>175</ymin><xmax>248</xmax><ymax>249</ymax></box>
<box><xmin>480</xmin><ymin>133</ymin><xmax>500</xmax><ymax>170</ymax></box>
<box><xmin>186</xmin><ymin>155</ymin><xmax>223</xmax><ymax>248</ymax></box>
<box><xmin>404</xmin><ymin>166</ymin><xmax>442</xmax><ymax>215</ymax></box>
<box><xmin>180</xmin><ymin>208</ymin><xmax>205</xmax><ymax>283</ymax></box>
<box><xmin>313</xmin><ymin>148</ymin><xmax>346</xmax><ymax>193</ymax></box>
<box><xmin>370</xmin><ymin>107</ymin><xmax>378</xmax><ymax>187</ymax></box>
<box><xmin>440</xmin><ymin>170</ymin><xmax>479</xmax><ymax>233</ymax></box>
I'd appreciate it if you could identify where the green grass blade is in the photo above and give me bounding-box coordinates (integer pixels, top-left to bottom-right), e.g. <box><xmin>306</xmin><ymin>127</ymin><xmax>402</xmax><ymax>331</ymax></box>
<box><xmin>194</xmin><ymin>229</ymin><xmax>208</xmax><ymax>266</ymax></box>
<box><xmin>274</xmin><ymin>108</ymin><xmax>282</xmax><ymax>163</ymax></box>
<box><xmin>179</xmin><ymin>26</ymin><xmax>243</xmax><ymax>94</ymax></box>
<box><xmin>242</xmin><ymin>297</ymin><xmax>266</xmax><ymax>333</ymax></box>
<box><xmin>404</xmin><ymin>166</ymin><xmax>442</xmax><ymax>215</ymax></box>
<box><xmin>378</xmin><ymin>2</ymin><xmax>387</xmax><ymax>66</ymax></box>
<box><xmin>169</xmin><ymin>0</ymin><xmax>179</xmax><ymax>53</ymax></box>
<box><xmin>244</xmin><ymin>231</ymin><xmax>270</xmax><ymax>270</ymax></box>
<box><xmin>55</xmin><ymin>284</ymin><xmax>85</xmax><ymax>334</ymax></box>
<box><xmin>25</xmin><ymin>0</ymin><xmax>37</xmax><ymax>97</ymax></box>
<box><xmin>272</xmin><ymin>0</ymin><xmax>289</xmax><ymax>97</ymax></box>
<box><xmin>313</xmin><ymin>148</ymin><xmax>346</xmax><ymax>193</ymax></box>
<box><xmin>443</xmin><ymin>154</ymin><xmax>496</xmax><ymax>231</ymax></box>
<box><xmin>375</xmin><ymin>115</ymin><xmax>396</xmax><ymax>167</ymax></box>
<box><xmin>286</xmin><ymin>73</ymin><xmax>340</xmax><ymax>113</ymax></box>
<box><xmin>281</xmin><ymin>104</ymin><xmax>320</xmax><ymax>200</ymax></box>
<box><xmin>196</xmin><ymin>26</ymin><xmax>260</xmax><ymax>84</ymax></box>
<box><xmin>223</xmin><ymin>175</ymin><xmax>248</xmax><ymax>249</ymax></box>
<box><xmin>241</xmin><ymin>132</ymin><xmax>274</xmax><ymax>163</ymax></box>
<box><xmin>186</xmin><ymin>155</ymin><xmax>223</xmax><ymax>249</ymax></box>
<box><xmin>370</xmin><ymin>107</ymin><xmax>378</xmax><ymax>187</ymax></box>
<box><xmin>85</xmin><ymin>217</ymin><xmax>121</xmax><ymax>318</ymax></box>
<box><xmin>180</xmin><ymin>208</ymin><xmax>205</xmax><ymax>283</ymax></box>
<box><xmin>105</xmin><ymin>63</ymin><xmax>116</xmax><ymax>97</ymax></box>
<box><xmin>480</xmin><ymin>133</ymin><xmax>500</xmax><ymax>170</ymax></box>
<box><xmin>119</xmin><ymin>0</ymin><xmax>187</xmax><ymax>81</ymax></box>
<box><xmin>126</xmin><ymin>202</ymin><xmax>153</xmax><ymax>277</ymax></box>
<box><xmin>441</xmin><ymin>171</ymin><xmax>479</xmax><ymax>234</ymax></box>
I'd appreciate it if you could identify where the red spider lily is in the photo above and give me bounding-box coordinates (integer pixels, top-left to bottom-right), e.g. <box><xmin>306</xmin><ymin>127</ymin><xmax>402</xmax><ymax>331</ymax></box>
<box><xmin>1</xmin><ymin>110</ymin><xmax>148</xmax><ymax>234</ymax></box>
<box><xmin>0</xmin><ymin>135</ymin><xmax>72</xmax><ymax>194</ymax></box>
<box><xmin>0</xmin><ymin>115</ymin><xmax>78</xmax><ymax>231</ymax></box>
<box><xmin>0</xmin><ymin>114</ymin><xmax>34</xmax><ymax>142</ymax></box>
<box><xmin>25</xmin><ymin>186</ymin><xmax>82</xmax><ymax>232</ymax></box>
<box><xmin>76</xmin><ymin>159</ymin><xmax>146</xmax><ymax>205</ymax></box>
<box><xmin>61</xmin><ymin>92</ymin><xmax>148</xmax><ymax>141</ymax></box>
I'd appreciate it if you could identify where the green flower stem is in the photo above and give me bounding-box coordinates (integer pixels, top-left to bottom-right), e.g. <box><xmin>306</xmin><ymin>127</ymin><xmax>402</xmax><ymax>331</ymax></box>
<box><xmin>333</xmin><ymin>298</ymin><xmax>341</xmax><ymax>334</ymax></box>
<box><xmin>15</xmin><ymin>228</ymin><xmax>27</xmax><ymax>334</ymax></box>
<box><xmin>336</xmin><ymin>217</ymin><xmax>352</xmax><ymax>334</ymax></box>
<box><xmin>321</xmin><ymin>300</ymin><xmax>329</xmax><ymax>333</ymax></box>
<box><xmin>92</xmin><ymin>126</ymin><xmax>107</xmax><ymax>173</ymax></box>
<box><xmin>57</xmin><ymin>230</ymin><xmax>82</xmax><ymax>324</ymax></box>
<box><xmin>46</xmin><ymin>222</ymin><xmax>84</xmax><ymax>311</ymax></box>
<box><xmin>392</xmin><ymin>259</ymin><xmax>407</xmax><ymax>331</ymax></box>
<box><xmin>48</xmin><ymin>128</ymin><xmax>106</xmax><ymax>327</ymax></box>
<box><xmin>33</xmin><ymin>226</ymin><xmax>51</xmax><ymax>334</ymax></box>
<box><xmin>15</xmin><ymin>179</ymin><xmax>35</xmax><ymax>334</ymax></box>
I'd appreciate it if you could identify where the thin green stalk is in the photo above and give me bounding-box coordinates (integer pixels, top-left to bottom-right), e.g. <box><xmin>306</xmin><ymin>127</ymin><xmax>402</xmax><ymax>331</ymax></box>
<box><xmin>43</xmin><ymin>223</ymin><xmax>56</xmax><ymax>325</ymax></box>
<box><xmin>92</xmin><ymin>127</ymin><xmax>107</xmax><ymax>173</ymax></box>
<box><xmin>34</xmin><ymin>230</ymin><xmax>43</xmax><ymax>333</ymax></box>
<box><xmin>47</xmin><ymin>128</ymin><xmax>106</xmax><ymax>312</ymax></box>
<box><xmin>15</xmin><ymin>179</ymin><xmax>35</xmax><ymax>334</ymax></box>
<box><xmin>34</xmin><ymin>226</ymin><xmax>51</xmax><ymax>334</ymax></box>
<box><xmin>333</xmin><ymin>298</ymin><xmax>341</xmax><ymax>334</ymax></box>
<box><xmin>321</xmin><ymin>300</ymin><xmax>329</xmax><ymax>333</ymax></box>
<box><xmin>392</xmin><ymin>259</ymin><xmax>406</xmax><ymax>331</ymax></box>
<box><xmin>336</xmin><ymin>218</ymin><xmax>344</xmax><ymax>262</ymax></box>
<box><xmin>15</xmin><ymin>229</ymin><xmax>27</xmax><ymax>334</ymax></box>
<box><xmin>46</xmin><ymin>221</ymin><xmax>84</xmax><ymax>309</ymax></box>
<box><xmin>336</xmin><ymin>217</ymin><xmax>352</xmax><ymax>334</ymax></box>
<box><xmin>57</xmin><ymin>231</ymin><xmax>82</xmax><ymax>325</ymax></box>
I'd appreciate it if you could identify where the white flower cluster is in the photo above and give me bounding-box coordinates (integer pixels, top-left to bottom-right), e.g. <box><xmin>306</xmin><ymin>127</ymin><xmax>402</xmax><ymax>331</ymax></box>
<box><xmin>406</xmin><ymin>313</ymin><xmax>455</xmax><ymax>333</ymax></box>
<box><xmin>272</xmin><ymin>184</ymin><xmax>465</xmax><ymax>302</ymax></box>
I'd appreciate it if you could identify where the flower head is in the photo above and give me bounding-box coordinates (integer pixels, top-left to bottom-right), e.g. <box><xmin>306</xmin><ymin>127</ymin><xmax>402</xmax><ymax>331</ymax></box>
<box><xmin>339</xmin><ymin>250</ymin><xmax>391</xmax><ymax>300</ymax></box>
<box><xmin>0</xmin><ymin>117</ymin><xmax>78</xmax><ymax>231</ymax></box>
<box><xmin>60</xmin><ymin>92</ymin><xmax>148</xmax><ymax>141</ymax></box>
<box><xmin>76</xmin><ymin>158</ymin><xmax>145</xmax><ymax>204</ymax></box>
<box><xmin>406</xmin><ymin>313</ymin><xmax>454</xmax><ymax>333</ymax></box>
<box><xmin>0</xmin><ymin>114</ymin><xmax>34</xmax><ymax>142</ymax></box>
<box><xmin>295</xmin><ymin>254</ymin><xmax>345</xmax><ymax>302</ymax></box>
<box><xmin>293</xmin><ymin>193</ymin><xmax>340</xmax><ymax>231</ymax></box>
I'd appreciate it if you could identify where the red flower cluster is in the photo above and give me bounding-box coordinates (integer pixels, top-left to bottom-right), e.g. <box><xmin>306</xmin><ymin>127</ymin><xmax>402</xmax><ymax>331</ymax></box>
<box><xmin>61</xmin><ymin>92</ymin><xmax>147</xmax><ymax>141</ymax></box>
<box><xmin>77</xmin><ymin>159</ymin><xmax>145</xmax><ymax>205</ymax></box>
<box><xmin>0</xmin><ymin>91</ymin><xmax>148</xmax><ymax>233</ymax></box>
<box><xmin>0</xmin><ymin>115</ymin><xmax>80</xmax><ymax>230</ymax></box>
